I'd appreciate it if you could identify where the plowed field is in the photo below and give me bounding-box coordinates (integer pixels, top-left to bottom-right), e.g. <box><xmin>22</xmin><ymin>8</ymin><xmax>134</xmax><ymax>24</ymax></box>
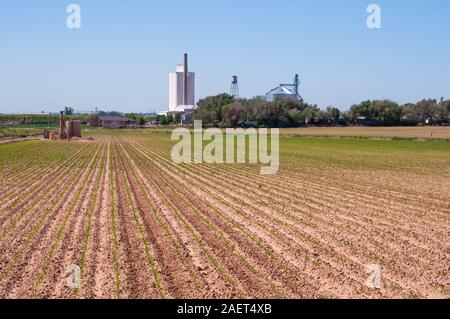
<box><xmin>0</xmin><ymin>130</ymin><xmax>449</xmax><ymax>299</ymax></box>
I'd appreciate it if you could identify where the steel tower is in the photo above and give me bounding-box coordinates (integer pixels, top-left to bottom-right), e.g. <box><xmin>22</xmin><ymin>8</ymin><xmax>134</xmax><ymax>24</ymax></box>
<box><xmin>230</xmin><ymin>75</ymin><xmax>239</xmax><ymax>100</ymax></box>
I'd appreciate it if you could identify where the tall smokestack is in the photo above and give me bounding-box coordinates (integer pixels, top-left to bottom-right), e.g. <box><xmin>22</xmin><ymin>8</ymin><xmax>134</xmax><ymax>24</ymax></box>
<box><xmin>59</xmin><ymin>111</ymin><xmax>65</xmax><ymax>140</ymax></box>
<box><xmin>184</xmin><ymin>53</ymin><xmax>188</xmax><ymax>105</ymax></box>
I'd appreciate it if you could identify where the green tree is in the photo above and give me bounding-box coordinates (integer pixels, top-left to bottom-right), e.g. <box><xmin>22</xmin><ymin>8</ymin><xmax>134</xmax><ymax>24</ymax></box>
<box><xmin>439</xmin><ymin>100</ymin><xmax>450</xmax><ymax>121</ymax></box>
<box><xmin>416</xmin><ymin>99</ymin><xmax>437</xmax><ymax>124</ymax></box>
<box><xmin>195</xmin><ymin>93</ymin><xmax>235</xmax><ymax>125</ymax></box>
<box><xmin>301</xmin><ymin>106</ymin><xmax>319</xmax><ymax>125</ymax></box>
<box><xmin>223</xmin><ymin>102</ymin><xmax>246</xmax><ymax>127</ymax></box>
<box><xmin>167</xmin><ymin>115</ymin><xmax>174</xmax><ymax>125</ymax></box>
<box><xmin>445</xmin><ymin>100</ymin><xmax>450</xmax><ymax>113</ymax></box>
<box><xmin>254</xmin><ymin>100</ymin><xmax>285</xmax><ymax>127</ymax></box>
<box><xmin>327</xmin><ymin>106</ymin><xmax>341</xmax><ymax>125</ymax></box>
<box><xmin>159</xmin><ymin>116</ymin><xmax>169</xmax><ymax>126</ymax></box>
<box><xmin>349</xmin><ymin>100</ymin><xmax>401</xmax><ymax>125</ymax></box>
<box><xmin>349</xmin><ymin>100</ymin><xmax>371</xmax><ymax>120</ymax></box>
<box><xmin>315</xmin><ymin>111</ymin><xmax>330</xmax><ymax>125</ymax></box>
<box><xmin>244</xmin><ymin>96</ymin><xmax>266</xmax><ymax>122</ymax></box>
<box><xmin>373</xmin><ymin>100</ymin><xmax>402</xmax><ymax>124</ymax></box>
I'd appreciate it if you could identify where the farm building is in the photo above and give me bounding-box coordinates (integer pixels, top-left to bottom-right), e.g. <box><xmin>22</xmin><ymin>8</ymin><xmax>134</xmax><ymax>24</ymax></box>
<box><xmin>265</xmin><ymin>74</ymin><xmax>303</xmax><ymax>102</ymax></box>
<box><xmin>100</xmin><ymin>116</ymin><xmax>135</xmax><ymax>129</ymax></box>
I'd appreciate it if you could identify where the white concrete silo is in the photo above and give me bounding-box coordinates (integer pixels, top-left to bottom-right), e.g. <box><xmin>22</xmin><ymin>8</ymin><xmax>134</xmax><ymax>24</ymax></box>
<box><xmin>169</xmin><ymin>54</ymin><xmax>195</xmax><ymax>112</ymax></box>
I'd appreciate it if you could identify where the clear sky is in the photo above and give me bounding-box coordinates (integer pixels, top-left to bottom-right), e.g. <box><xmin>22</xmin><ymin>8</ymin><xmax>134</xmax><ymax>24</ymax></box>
<box><xmin>0</xmin><ymin>0</ymin><xmax>449</xmax><ymax>113</ymax></box>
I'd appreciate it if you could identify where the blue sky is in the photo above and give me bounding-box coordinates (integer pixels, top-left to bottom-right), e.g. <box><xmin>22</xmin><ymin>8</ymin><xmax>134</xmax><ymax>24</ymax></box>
<box><xmin>0</xmin><ymin>0</ymin><xmax>449</xmax><ymax>113</ymax></box>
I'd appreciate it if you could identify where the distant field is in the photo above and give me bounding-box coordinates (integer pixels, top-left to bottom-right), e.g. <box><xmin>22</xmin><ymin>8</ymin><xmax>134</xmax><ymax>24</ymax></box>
<box><xmin>136</xmin><ymin>126</ymin><xmax>450</xmax><ymax>140</ymax></box>
<box><xmin>0</xmin><ymin>127</ymin><xmax>43</xmax><ymax>139</ymax></box>
<box><xmin>280</xmin><ymin>126</ymin><xmax>450</xmax><ymax>140</ymax></box>
<box><xmin>0</xmin><ymin>130</ymin><xmax>449</xmax><ymax>299</ymax></box>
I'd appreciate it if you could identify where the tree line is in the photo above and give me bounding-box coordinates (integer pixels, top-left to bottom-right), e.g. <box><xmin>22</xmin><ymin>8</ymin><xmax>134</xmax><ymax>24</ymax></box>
<box><xmin>0</xmin><ymin>113</ymin><xmax>90</xmax><ymax>126</ymax></box>
<box><xmin>2</xmin><ymin>96</ymin><xmax>448</xmax><ymax>129</ymax></box>
<box><xmin>193</xmin><ymin>94</ymin><xmax>450</xmax><ymax>128</ymax></box>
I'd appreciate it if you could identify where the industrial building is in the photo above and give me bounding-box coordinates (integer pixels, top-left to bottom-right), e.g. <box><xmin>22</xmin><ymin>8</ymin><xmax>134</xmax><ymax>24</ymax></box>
<box><xmin>265</xmin><ymin>74</ymin><xmax>303</xmax><ymax>102</ymax></box>
<box><xmin>168</xmin><ymin>53</ymin><xmax>196</xmax><ymax>113</ymax></box>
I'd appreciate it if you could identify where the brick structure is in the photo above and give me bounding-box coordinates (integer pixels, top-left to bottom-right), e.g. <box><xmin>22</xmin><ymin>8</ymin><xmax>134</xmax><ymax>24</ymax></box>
<box><xmin>66</xmin><ymin>120</ymin><xmax>82</xmax><ymax>139</ymax></box>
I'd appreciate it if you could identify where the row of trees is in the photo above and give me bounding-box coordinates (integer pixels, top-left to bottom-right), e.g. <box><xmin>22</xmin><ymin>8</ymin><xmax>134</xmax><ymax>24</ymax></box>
<box><xmin>89</xmin><ymin>112</ymin><xmax>181</xmax><ymax>127</ymax></box>
<box><xmin>125</xmin><ymin>113</ymin><xmax>147</xmax><ymax>126</ymax></box>
<box><xmin>194</xmin><ymin>94</ymin><xmax>450</xmax><ymax>128</ymax></box>
<box><xmin>348</xmin><ymin>99</ymin><xmax>450</xmax><ymax>126</ymax></box>
<box><xmin>0</xmin><ymin>113</ymin><xmax>90</xmax><ymax>126</ymax></box>
<box><xmin>154</xmin><ymin>113</ymin><xmax>182</xmax><ymax>126</ymax></box>
<box><xmin>28</xmin><ymin>97</ymin><xmax>445</xmax><ymax>128</ymax></box>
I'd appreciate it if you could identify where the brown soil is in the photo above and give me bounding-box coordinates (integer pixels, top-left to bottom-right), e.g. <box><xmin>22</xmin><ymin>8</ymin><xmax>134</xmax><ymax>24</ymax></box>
<box><xmin>0</xmin><ymin>133</ymin><xmax>448</xmax><ymax>299</ymax></box>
